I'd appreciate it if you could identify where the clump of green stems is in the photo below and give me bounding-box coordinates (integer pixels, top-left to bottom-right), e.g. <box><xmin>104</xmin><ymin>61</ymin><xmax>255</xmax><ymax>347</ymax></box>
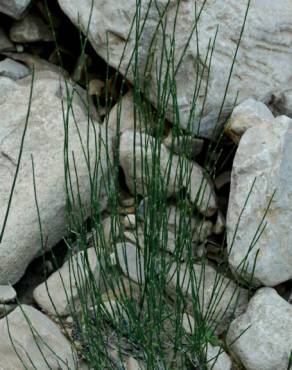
<box><xmin>1</xmin><ymin>0</ymin><xmax>279</xmax><ymax>369</ymax></box>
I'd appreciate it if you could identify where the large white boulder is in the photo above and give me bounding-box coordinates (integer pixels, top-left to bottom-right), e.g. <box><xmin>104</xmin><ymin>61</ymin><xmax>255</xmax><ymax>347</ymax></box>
<box><xmin>106</xmin><ymin>91</ymin><xmax>149</xmax><ymax>140</ymax></box>
<box><xmin>227</xmin><ymin>288</ymin><xmax>292</xmax><ymax>370</ymax></box>
<box><xmin>0</xmin><ymin>71</ymin><xmax>112</xmax><ymax>284</ymax></box>
<box><xmin>57</xmin><ymin>0</ymin><xmax>292</xmax><ymax>138</ymax></box>
<box><xmin>227</xmin><ymin>115</ymin><xmax>292</xmax><ymax>286</ymax></box>
<box><xmin>0</xmin><ymin>305</ymin><xmax>76</xmax><ymax>369</ymax></box>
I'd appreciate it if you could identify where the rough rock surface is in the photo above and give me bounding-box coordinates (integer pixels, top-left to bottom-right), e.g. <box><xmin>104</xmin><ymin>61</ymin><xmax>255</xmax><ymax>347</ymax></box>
<box><xmin>0</xmin><ymin>57</ymin><xmax>30</xmax><ymax>80</ymax></box>
<box><xmin>9</xmin><ymin>12</ymin><xmax>53</xmax><ymax>43</ymax></box>
<box><xmin>163</xmin><ymin>132</ymin><xmax>204</xmax><ymax>158</ymax></box>
<box><xmin>0</xmin><ymin>71</ymin><xmax>111</xmax><ymax>284</ymax></box>
<box><xmin>119</xmin><ymin>131</ymin><xmax>217</xmax><ymax>216</ymax></box>
<box><xmin>225</xmin><ymin>99</ymin><xmax>274</xmax><ymax>143</ymax></box>
<box><xmin>166</xmin><ymin>205</ymin><xmax>213</xmax><ymax>243</ymax></box>
<box><xmin>167</xmin><ymin>263</ymin><xmax>248</xmax><ymax>334</ymax></box>
<box><xmin>227</xmin><ymin>288</ymin><xmax>292</xmax><ymax>370</ymax></box>
<box><xmin>57</xmin><ymin>0</ymin><xmax>292</xmax><ymax>138</ymax></box>
<box><xmin>0</xmin><ymin>285</ymin><xmax>16</xmax><ymax>303</ymax></box>
<box><xmin>33</xmin><ymin>248</ymin><xmax>100</xmax><ymax>316</ymax></box>
<box><xmin>227</xmin><ymin>115</ymin><xmax>292</xmax><ymax>286</ymax></box>
<box><xmin>107</xmin><ymin>91</ymin><xmax>148</xmax><ymax>140</ymax></box>
<box><xmin>116</xmin><ymin>243</ymin><xmax>145</xmax><ymax>284</ymax></box>
<box><xmin>0</xmin><ymin>305</ymin><xmax>76</xmax><ymax>369</ymax></box>
<box><xmin>0</xmin><ymin>0</ymin><xmax>31</xmax><ymax>19</ymax></box>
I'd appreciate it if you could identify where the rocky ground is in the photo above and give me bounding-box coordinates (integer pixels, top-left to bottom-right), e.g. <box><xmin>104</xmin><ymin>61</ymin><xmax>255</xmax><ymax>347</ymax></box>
<box><xmin>0</xmin><ymin>1</ymin><xmax>292</xmax><ymax>370</ymax></box>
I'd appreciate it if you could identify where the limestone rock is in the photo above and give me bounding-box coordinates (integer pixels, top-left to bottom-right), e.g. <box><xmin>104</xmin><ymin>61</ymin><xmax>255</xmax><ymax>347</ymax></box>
<box><xmin>0</xmin><ymin>57</ymin><xmax>30</xmax><ymax>80</ymax></box>
<box><xmin>167</xmin><ymin>205</ymin><xmax>213</xmax><ymax>243</ymax></box>
<box><xmin>107</xmin><ymin>91</ymin><xmax>149</xmax><ymax>141</ymax></box>
<box><xmin>167</xmin><ymin>263</ymin><xmax>248</xmax><ymax>334</ymax></box>
<box><xmin>119</xmin><ymin>131</ymin><xmax>217</xmax><ymax>216</ymax></box>
<box><xmin>0</xmin><ymin>305</ymin><xmax>76</xmax><ymax>369</ymax></box>
<box><xmin>0</xmin><ymin>285</ymin><xmax>16</xmax><ymax>303</ymax></box>
<box><xmin>33</xmin><ymin>248</ymin><xmax>100</xmax><ymax>316</ymax></box>
<box><xmin>2</xmin><ymin>52</ymin><xmax>69</xmax><ymax>76</ymax></box>
<box><xmin>227</xmin><ymin>288</ymin><xmax>292</xmax><ymax>370</ymax></box>
<box><xmin>10</xmin><ymin>12</ymin><xmax>53</xmax><ymax>43</ymax></box>
<box><xmin>225</xmin><ymin>99</ymin><xmax>274</xmax><ymax>143</ymax></box>
<box><xmin>124</xmin><ymin>228</ymin><xmax>145</xmax><ymax>248</ymax></box>
<box><xmin>0</xmin><ymin>71</ymin><xmax>111</xmax><ymax>284</ymax></box>
<box><xmin>116</xmin><ymin>243</ymin><xmax>145</xmax><ymax>284</ymax></box>
<box><xmin>0</xmin><ymin>0</ymin><xmax>31</xmax><ymax>19</ymax></box>
<box><xmin>163</xmin><ymin>132</ymin><xmax>204</xmax><ymax>158</ymax></box>
<box><xmin>227</xmin><ymin>115</ymin><xmax>292</xmax><ymax>286</ymax></box>
<box><xmin>57</xmin><ymin>0</ymin><xmax>292</xmax><ymax>138</ymax></box>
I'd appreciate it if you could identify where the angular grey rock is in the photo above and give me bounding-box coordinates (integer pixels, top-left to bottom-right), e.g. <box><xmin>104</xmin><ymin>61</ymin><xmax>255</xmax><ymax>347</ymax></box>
<box><xmin>124</xmin><ymin>228</ymin><xmax>145</xmax><ymax>248</ymax></box>
<box><xmin>10</xmin><ymin>12</ymin><xmax>53</xmax><ymax>43</ymax></box>
<box><xmin>227</xmin><ymin>115</ymin><xmax>292</xmax><ymax>286</ymax></box>
<box><xmin>227</xmin><ymin>288</ymin><xmax>292</xmax><ymax>370</ymax></box>
<box><xmin>0</xmin><ymin>305</ymin><xmax>76</xmax><ymax>369</ymax></box>
<box><xmin>163</xmin><ymin>132</ymin><xmax>204</xmax><ymax>158</ymax></box>
<box><xmin>2</xmin><ymin>52</ymin><xmax>69</xmax><ymax>76</ymax></box>
<box><xmin>167</xmin><ymin>205</ymin><xmax>213</xmax><ymax>243</ymax></box>
<box><xmin>0</xmin><ymin>285</ymin><xmax>16</xmax><ymax>303</ymax></box>
<box><xmin>119</xmin><ymin>131</ymin><xmax>217</xmax><ymax>216</ymax></box>
<box><xmin>0</xmin><ymin>71</ymin><xmax>112</xmax><ymax>284</ymax></box>
<box><xmin>225</xmin><ymin>98</ymin><xmax>274</xmax><ymax>143</ymax></box>
<box><xmin>33</xmin><ymin>248</ymin><xmax>100</xmax><ymax>316</ymax></box>
<box><xmin>116</xmin><ymin>242</ymin><xmax>145</xmax><ymax>284</ymax></box>
<box><xmin>0</xmin><ymin>57</ymin><xmax>30</xmax><ymax>80</ymax></box>
<box><xmin>57</xmin><ymin>0</ymin><xmax>292</xmax><ymax>138</ymax></box>
<box><xmin>167</xmin><ymin>262</ymin><xmax>248</xmax><ymax>334</ymax></box>
<box><xmin>107</xmin><ymin>91</ymin><xmax>149</xmax><ymax>141</ymax></box>
<box><xmin>0</xmin><ymin>0</ymin><xmax>31</xmax><ymax>19</ymax></box>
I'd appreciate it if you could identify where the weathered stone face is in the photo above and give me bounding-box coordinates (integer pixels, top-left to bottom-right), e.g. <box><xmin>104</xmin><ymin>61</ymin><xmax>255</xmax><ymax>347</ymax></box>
<box><xmin>227</xmin><ymin>288</ymin><xmax>292</xmax><ymax>370</ymax></box>
<box><xmin>119</xmin><ymin>130</ymin><xmax>217</xmax><ymax>216</ymax></box>
<box><xmin>0</xmin><ymin>0</ymin><xmax>31</xmax><ymax>19</ymax></box>
<box><xmin>33</xmin><ymin>248</ymin><xmax>100</xmax><ymax>316</ymax></box>
<box><xmin>227</xmin><ymin>115</ymin><xmax>292</xmax><ymax>286</ymax></box>
<box><xmin>0</xmin><ymin>305</ymin><xmax>76</xmax><ymax>369</ymax></box>
<box><xmin>0</xmin><ymin>71</ymin><xmax>112</xmax><ymax>284</ymax></box>
<box><xmin>58</xmin><ymin>0</ymin><xmax>292</xmax><ymax>138</ymax></box>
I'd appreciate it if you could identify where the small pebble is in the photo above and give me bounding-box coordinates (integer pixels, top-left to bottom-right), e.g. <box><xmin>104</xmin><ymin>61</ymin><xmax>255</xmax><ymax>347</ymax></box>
<box><xmin>0</xmin><ymin>58</ymin><xmax>30</xmax><ymax>80</ymax></box>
